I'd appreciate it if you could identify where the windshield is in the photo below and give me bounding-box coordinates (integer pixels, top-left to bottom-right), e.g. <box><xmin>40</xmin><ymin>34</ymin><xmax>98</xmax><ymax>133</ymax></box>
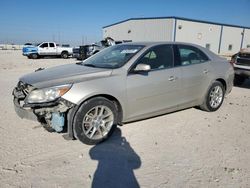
<box><xmin>81</xmin><ymin>44</ymin><xmax>144</xmax><ymax>69</ymax></box>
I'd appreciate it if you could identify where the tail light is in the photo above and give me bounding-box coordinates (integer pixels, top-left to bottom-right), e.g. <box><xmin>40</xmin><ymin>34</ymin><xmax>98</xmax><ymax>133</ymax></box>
<box><xmin>229</xmin><ymin>53</ymin><xmax>237</xmax><ymax>67</ymax></box>
<box><xmin>229</xmin><ymin>58</ymin><xmax>236</xmax><ymax>67</ymax></box>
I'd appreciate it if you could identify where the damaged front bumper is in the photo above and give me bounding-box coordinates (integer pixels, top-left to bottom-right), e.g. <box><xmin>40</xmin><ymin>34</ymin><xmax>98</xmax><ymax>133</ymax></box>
<box><xmin>12</xmin><ymin>82</ymin><xmax>75</xmax><ymax>136</ymax></box>
<box><xmin>13</xmin><ymin>97</ymin><xmax>37</xmax><ymax>121</ymax></box>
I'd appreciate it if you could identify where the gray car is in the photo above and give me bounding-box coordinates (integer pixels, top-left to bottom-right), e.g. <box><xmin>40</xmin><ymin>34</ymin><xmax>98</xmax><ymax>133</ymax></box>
<box><xmin>13</xmin><ymin>42</ymin><xmax>234</xmax><ymax>145</ymax></box>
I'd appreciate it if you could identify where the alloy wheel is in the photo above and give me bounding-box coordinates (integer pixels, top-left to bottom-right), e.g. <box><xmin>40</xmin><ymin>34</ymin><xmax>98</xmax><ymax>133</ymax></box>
<box><xmin>82</xmin><ymin>105</ymin><xmax>114</xmax><ymax>140</ymax></box>
<box><xmin>209</xmin><ymin>86</ymin><xmax>223</xmax><ymax>108</ymax></box>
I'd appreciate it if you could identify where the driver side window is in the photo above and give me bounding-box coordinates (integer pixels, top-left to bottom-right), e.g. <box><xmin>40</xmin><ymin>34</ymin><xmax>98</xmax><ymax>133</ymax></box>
<box><xmin>136</xmin><ymin>45</ymin><xmax>174</xmax><ymax>70</ymax></box>
<box><xmin>40</xmin><ymin>43</ymin><xmax>48</xmax><ymax>48</ymax></box>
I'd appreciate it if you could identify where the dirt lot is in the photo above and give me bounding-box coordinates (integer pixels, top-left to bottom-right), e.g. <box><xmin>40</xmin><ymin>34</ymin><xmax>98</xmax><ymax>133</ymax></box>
<box><xmin>0</xmin><ymin>50</ymin><xmax>250</xmax><ymax>188</ymax></box>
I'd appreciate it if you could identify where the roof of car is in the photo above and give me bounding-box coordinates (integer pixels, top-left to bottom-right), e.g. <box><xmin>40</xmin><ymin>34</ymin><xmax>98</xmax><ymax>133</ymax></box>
<box><xmin>118</xmin><ymin>41</ymin><xmax>226</xmax><ymax>61</ymax></box>
<box><xmin>118</xmin><ymin>41</ymin><xmax>202</xmax><ymax>47</ymax></box>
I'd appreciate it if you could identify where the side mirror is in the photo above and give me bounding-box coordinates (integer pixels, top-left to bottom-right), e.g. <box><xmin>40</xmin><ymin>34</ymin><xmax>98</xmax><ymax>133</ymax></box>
<box><xmin>134</xmin><ymin>63</ymin><xmax>151</xmax><ymax>72</ymax></box>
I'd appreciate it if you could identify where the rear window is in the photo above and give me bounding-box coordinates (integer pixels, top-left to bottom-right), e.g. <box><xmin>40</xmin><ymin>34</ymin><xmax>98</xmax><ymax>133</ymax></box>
<box><xmin>177</xmin><ymin>45</ymin><xmax>209</xmax><ymax>66</ymax></box>
<box><xmin>49</xmin><ymin>43</ymin><xmax>55</xmax><ymax>47</ymax></box>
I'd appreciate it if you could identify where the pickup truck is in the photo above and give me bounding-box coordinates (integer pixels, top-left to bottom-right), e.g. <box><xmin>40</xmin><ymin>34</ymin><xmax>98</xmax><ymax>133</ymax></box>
<box><xmin>72</xmin><ymin>38</ymin><xmax>132</xmax><ymax>60</ymax></box>
<box><xmin>22</xmin><ymin>42</ymin><xmax>73</xmax><ymax>59</ymax></box>
<box><xmin>72</xmin><ymin>43</ymin><xmax>105</xmax><ymax>60</ymax></box>
<box><xmin>230</xmin><ymin>48</ymin><xmax>250</xmax><ymax>85</ymax></box>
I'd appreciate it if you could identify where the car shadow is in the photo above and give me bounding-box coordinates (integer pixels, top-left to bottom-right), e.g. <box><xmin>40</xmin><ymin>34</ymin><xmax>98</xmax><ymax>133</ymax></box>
<box><xmin>89</xmin><ymin>128</ymin><xmax>141</xmax><ymax>188</ymax></box>
<box><xmin>234</xmin><ymin>78</ymin><xmax>250</xmax><ymax>89</ymax></box>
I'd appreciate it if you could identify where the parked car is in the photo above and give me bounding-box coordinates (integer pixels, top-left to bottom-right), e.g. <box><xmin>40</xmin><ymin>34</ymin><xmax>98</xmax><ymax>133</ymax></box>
<box><xmin>73</xmin><ymin>37</ymin><xmax>131</xmax><ymax>60</ymax></box>
<box><xmin>72</xmin><ymin>44</ymin><xmax>102</xmax><ymax>60</ymax></box>
<box><xmin>24</xmin><ymin>43</ymin><xmax>33</xmax><ymax>46</ymax></box>
<box><xmin>13</xmin><ymin>42</ymin><xmax>234</xmax><ymax>145</ymax></box>
<box><xmin>22</xmin><ymin>42</ymin><xmax>73</xmax><ymax>59</ymax></box>
<box><xmin>230</xmin><ymin>48</ymin><xmax>250</xmax><ymax>85</ymax></box>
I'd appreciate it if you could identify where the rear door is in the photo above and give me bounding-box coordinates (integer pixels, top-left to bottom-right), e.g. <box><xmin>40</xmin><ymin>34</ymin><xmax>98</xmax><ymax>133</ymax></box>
<box><xmin>126</xmin><ymin>44</ymin><xmax>182</xmax><ymax>120</ymax></box>
<box><xmin>175</xmin><ymin>44</ymin><xmax>212</xmax><ymax>106</ymax></box>
<box><xmin>48</xmin><ymin>43</ymin><xmax>57</xmax><ymax>55</ymax></box>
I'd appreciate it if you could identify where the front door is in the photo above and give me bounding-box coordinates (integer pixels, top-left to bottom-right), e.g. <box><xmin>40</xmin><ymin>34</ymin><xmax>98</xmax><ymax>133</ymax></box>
<box><xmin>126</xmin><ymin>44</ymin><xmax>182</xmax><ymax>120</ymax></box>
<box><xmin>38</xmin><ymin>42</ymin><xmax>49</xmax><ymax>55</ymax></box>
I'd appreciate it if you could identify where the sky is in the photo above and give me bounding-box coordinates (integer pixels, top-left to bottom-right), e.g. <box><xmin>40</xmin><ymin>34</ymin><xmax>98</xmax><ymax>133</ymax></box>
<box><xmin>0</xmin><ymin>0</ymin><xmax>249</xmax><ymax>46</ymax></box>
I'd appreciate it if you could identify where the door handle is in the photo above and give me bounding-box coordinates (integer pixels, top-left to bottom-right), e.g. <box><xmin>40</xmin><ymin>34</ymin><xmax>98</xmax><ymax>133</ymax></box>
<box><xmin>168</xmin><ymin>76</ymin><xmax>175</xmax><ymax>81</ymax></box>
<box><xmin>203</xmin><ymin>69</ymin><xmax>209</xmax><ymax>74</ymax></box>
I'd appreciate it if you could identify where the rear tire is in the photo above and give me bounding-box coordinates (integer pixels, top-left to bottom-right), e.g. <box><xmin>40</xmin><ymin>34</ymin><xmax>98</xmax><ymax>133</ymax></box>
<box><xmin>73</xmin><ymin>97</ymin><xmax>118</xmax><ymax>145</ymax></box>
<box><xmin>200</xmin><ymin>81</ymin><xmax>225</xmax><ymax>112</ymax></box>
<box><xmin>78</xmin><ymin>53</ymin><xmax>86</xmax><ymax>60</ymax></box>
<box><xmin>61</xmin><ymin>51</ymin><xmax>68</xmax><ymax>59</ymax></box>
<box><xmin>234</xmin><ymin>75</ymin><xmax>245</xmax><ymax>86</ymax></box>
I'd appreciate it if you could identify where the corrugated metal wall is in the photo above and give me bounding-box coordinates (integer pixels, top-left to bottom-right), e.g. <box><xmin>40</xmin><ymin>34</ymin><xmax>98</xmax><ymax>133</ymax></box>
<box><xmin>219</xmin><ymin>26</ymin><xmax>243</xmax><ymax>55</ymax></box>
<box><xmin>103</xmin><ymin>19</ymin><xmax>173</xmax><ymax>42</ymax></box>
<box><xmin>242</xmin><ymin>29</ymin><xmax>250</xmax><ymax>49</ymax></box>
<box><xmin>103</xmin><ymin>18</ymin><xmax>250</xmax><ymax>55</ymax></box>
<box><xmin>175</xmin><ymin>20</ymin><xmax>221</xmax><ymax>53</ymax></box>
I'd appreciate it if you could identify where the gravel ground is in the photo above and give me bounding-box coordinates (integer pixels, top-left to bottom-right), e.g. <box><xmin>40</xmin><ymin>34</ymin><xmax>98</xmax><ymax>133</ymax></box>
<box><xmin>0</xmin><ymin>50</ymin><xmax>250</xmax><ymax>188</ymax></box>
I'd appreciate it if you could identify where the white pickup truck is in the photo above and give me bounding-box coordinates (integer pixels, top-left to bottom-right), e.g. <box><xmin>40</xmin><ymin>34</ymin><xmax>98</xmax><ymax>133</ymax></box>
<box><xmin>22</xmin><ymin>42</ymin><xmax>73</xmax><ymax>59</ymax></box>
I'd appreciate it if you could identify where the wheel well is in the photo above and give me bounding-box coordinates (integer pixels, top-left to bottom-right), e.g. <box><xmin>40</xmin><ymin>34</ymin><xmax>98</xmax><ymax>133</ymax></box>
<box><xmin>61</xmin><ymin>50</ymin><xmax>68</xmax><ymax>54</ymax></box>
<box><xmin>216</xmin><ymin>78</ymin><xmax>227</xmax><ymax>91</ymax></box>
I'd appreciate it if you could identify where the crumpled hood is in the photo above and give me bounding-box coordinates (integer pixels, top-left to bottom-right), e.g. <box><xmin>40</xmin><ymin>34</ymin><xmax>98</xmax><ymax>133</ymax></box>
<box><xmin>20</xmin><ymin>64</ymin><xmax>113</xmax><ymax>88</ymax></box>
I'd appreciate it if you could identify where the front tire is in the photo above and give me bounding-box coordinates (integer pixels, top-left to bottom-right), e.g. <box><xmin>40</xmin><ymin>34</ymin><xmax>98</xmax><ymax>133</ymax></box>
<box><xmin>78</xmin><ymin>53</ymin><xmax>86</xmax><ymax>60</ymax></box>
<box><xmin>200</xmin><ymin>81</ymin><xmax>225</xmax><ymax>112</ymax></box>
<box><xmin>73</xmin><ymin>97</ymin><xmax>118</xmax><ymax>145</ymax></box>
<box><xmin>30</xmin><ymin>53</ymin><xmax>39</xmax><ymax>59</ymax></box>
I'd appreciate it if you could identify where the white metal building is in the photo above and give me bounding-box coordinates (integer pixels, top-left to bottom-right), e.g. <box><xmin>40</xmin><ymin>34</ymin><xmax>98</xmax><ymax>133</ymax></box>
<box><xmin>103</xmin><ymin>17</ymin><xmax>250</xmax><ymax>56</ymax></box>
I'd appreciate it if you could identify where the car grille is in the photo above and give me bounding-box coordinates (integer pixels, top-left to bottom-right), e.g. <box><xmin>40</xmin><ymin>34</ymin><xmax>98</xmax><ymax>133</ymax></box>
<box><xmin>13</xmin><ymin>81</ymin><xmax>30</xmax><ymax>99</ymax></box>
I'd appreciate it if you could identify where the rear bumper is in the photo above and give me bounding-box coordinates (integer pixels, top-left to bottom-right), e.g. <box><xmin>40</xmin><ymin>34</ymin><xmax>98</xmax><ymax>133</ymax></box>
<box><xmin>234</xmin><ymin>67</ymin><xmax>250</xmax><ymax>77</ymax></box>
<box><xmin>226</xmin><ymin>73</ymin><xmax>234</xmax><ymax>94</ymax></box>
<box><xmin>72</xmin><ymin>53</ymin><xmax>80</xmax><ymax>58</ymax></box>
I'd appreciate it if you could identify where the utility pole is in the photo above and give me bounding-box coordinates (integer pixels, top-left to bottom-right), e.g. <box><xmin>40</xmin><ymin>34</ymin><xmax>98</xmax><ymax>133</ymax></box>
<box><xmin>82</xmin><ymin>35</ymin><xmax>85</xmax><ymax>45</ymax></box>
<box><xmin>52</xmin><ymin>34</ymin><xmax>55</xmax><ymax>42</ymax></box>
<box><xmin>58</xmin><ymin>31</ymin><xmax>61</xmax><ymax>44</ymax></box>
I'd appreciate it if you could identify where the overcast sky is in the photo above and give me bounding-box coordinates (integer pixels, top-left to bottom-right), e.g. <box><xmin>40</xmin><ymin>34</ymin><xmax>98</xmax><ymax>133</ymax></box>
<box><xmin>0</xmin><ymin>0</ymin><xmax>249</xmax><ymax>46</ymax></box>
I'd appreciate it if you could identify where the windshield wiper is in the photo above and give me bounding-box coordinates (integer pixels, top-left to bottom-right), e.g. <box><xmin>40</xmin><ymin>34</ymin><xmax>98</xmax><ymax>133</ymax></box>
<box><xmin>84</xmin><ymin>63</ymin><xmax>97</xmax><ymax>67</ymax></box>
<box><xmin>75</xmin><ymin>62</ymin><xmax>83</xmax><ymax>65</ymax></box>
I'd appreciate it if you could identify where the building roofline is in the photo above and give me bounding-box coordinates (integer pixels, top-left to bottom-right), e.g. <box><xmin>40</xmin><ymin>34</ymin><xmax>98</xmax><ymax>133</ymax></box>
<box><xmin>102</xmin><ymin>16</ymin><xmax>250</xmax><ymax>29</ymax></box>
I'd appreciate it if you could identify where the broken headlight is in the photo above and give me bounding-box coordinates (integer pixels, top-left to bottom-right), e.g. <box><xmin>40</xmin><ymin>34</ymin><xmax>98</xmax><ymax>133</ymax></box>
<box><xmin>25</xmin><ymin>84</ymin><xmax>72</xmax><ymax>104</ymax></box>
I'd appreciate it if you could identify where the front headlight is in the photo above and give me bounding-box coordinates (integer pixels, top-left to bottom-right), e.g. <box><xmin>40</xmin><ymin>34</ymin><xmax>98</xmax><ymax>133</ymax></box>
<box><xmin>26</xmin><ymin>84</ymin><xmax>72</xmax><ymax>104</ymax></box>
